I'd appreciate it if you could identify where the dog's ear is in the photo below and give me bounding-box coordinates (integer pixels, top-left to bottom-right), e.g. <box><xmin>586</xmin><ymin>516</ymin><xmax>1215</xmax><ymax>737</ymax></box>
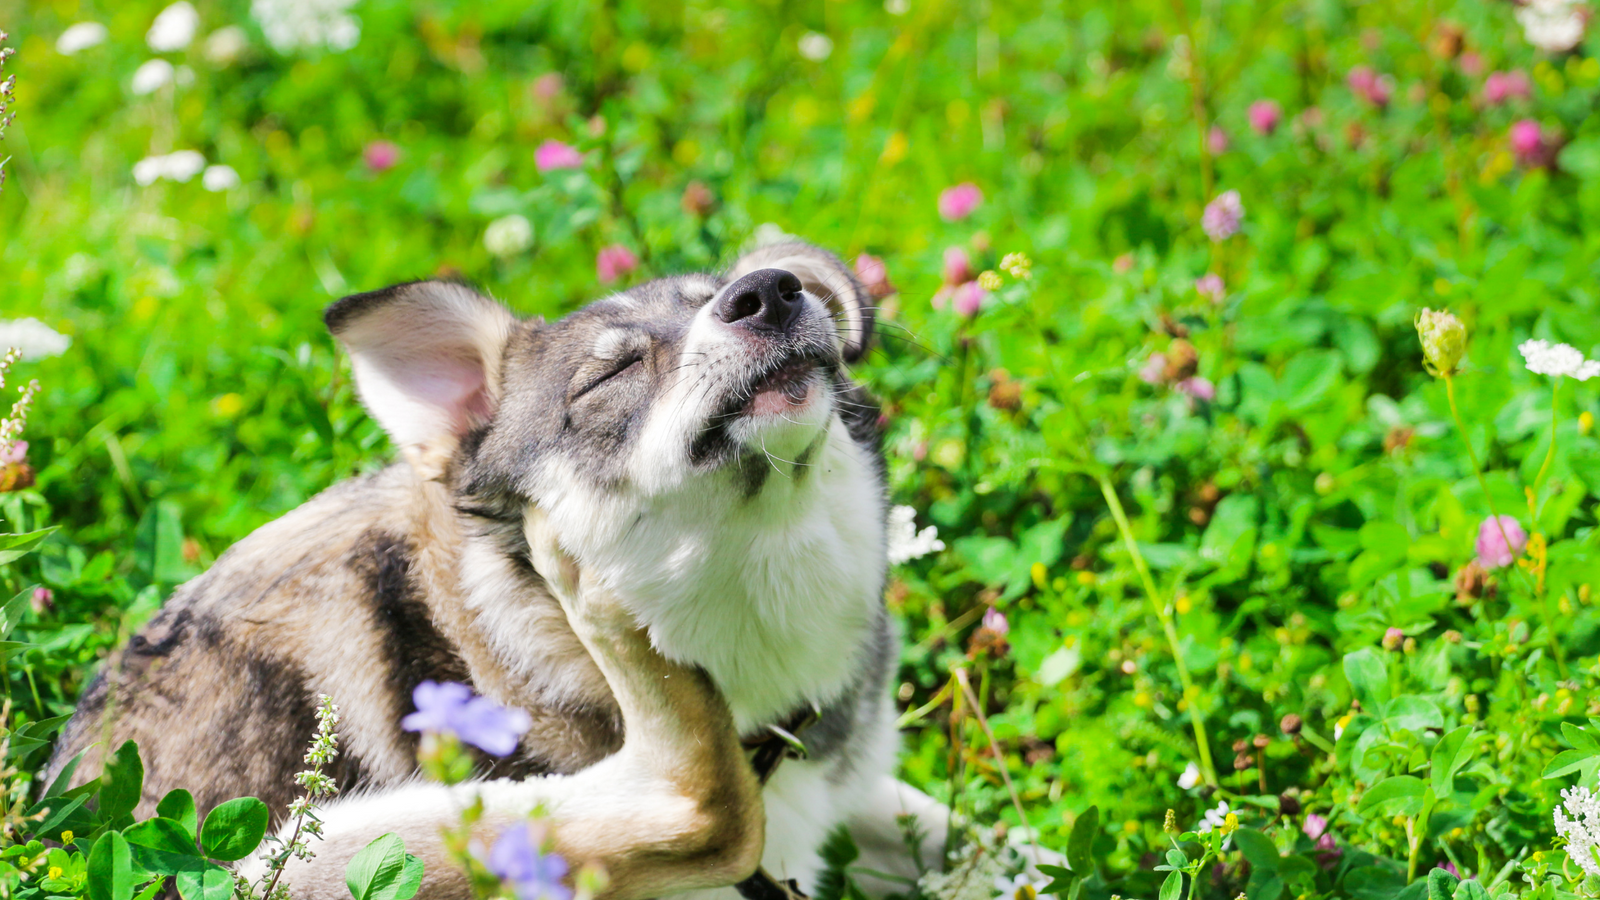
<box><xmin>325</xmin><ymin>281</ymin><xmax>517</xmax><ymax>479</ymax></box>
<box><xmin>727</xmin><ymin>242</ymin><xmax>874</xmax><ymax>363</ymax></box>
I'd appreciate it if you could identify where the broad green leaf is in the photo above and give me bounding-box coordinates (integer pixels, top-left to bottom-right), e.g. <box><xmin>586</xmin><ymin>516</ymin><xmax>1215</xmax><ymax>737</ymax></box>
<box><xmin>1357</xmin><ymin>775</ymin><xmax>1427</xmax><ymax>815</ymax></box>
<box><xmin>87</xmin><ymin>832</ymin><xmax>133</xmax><ymax>900</ymax></box>
<box><xmin>99</xmin><ymin>740</ymin><xmax>144</xmax><ymax>822</ymax></box>
<box><xmin>347</xmin><ymin>833</ymin><xmax>425</xmax><ymax>900</ymax></box>
<box><xmin>175</xmin><ymin>861</ymin><xmax>235</xmax><ymax>900</ymax></box>
<box><xmin>157</xmin><ymin>790</ymin><xmax>198</xmax><ymax>842</ymax></box>
<box><xmin>198</xmin><ymin>796</ymin><xmax>269</xmax><ymax>861</ymax></box>
<box><xmin>1158</xmin><ymin>870</ymin><xmax>1183</xmax><ymax>900</ymax></box>
<box><xmin>1344</xmin><ymin>648</ymin><xmax>1389</xmax><ymax>709</ymax></box>
<box><xmin>123</xmin><ymin>818</ymin><xmax>204</xmax><ymax>876</ymax></box>
<box><xmin>1066</xmin><ymin>805</ymin><xmax>1098</xmax><ymax>876</ymax></box>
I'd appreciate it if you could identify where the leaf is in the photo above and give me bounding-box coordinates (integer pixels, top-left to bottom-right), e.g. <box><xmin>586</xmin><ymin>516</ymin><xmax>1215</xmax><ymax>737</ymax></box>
<box><xmin>1158</xmin><ymin>870</ymin><xmax>1183</xmax><ymax>900</ymax></box>
<box><xmin>99</xmin><ymin>740</ymin><xmax>144</xmax><ymax>822</ymax></box>
<box><xmin>346</xmin><ymin>833</ymin><xmax>424</xmax><ymax>900</ymax></box>
<box><xmin>1066</xmin><ymin>805</ymin><xmax>1098</xmax><ymax>876</ymax></box>
<box><xmin>198</xmin><ymin>796</ymin><xmax>269</xmax><ymax>861</ymax></box>
<box><xmin>1344</xmin><ymin>648</ymin><xmax>1390</xmax><ymax>709</ymax></box>
<box><xmin>87</xmin><ymin>832</ymin><xmax>133</xmax><ymax>900</ymax></box>
<box><xmin>157</xmin><ymin>790</ymin><xmax>198</xmax><ymax>842</ymax></box>
<box><xmin>1357</xmin><ymin>775</ymin><xmax>1428</xmax><ymax>815</ymax></box>
<box><xmin>1233</xmin><ymin>828</ymin><xmax>1279</xmax><ymax>871</ymax></box>
<box><xmin>123</xmin><ymin>818</ymin><xmax>204</xmax><ymax>876</ymax></box>
<box><xmin>175</xmin><ymin>862</ymin><xmax>235</xmax><ymax>900</ymax></box>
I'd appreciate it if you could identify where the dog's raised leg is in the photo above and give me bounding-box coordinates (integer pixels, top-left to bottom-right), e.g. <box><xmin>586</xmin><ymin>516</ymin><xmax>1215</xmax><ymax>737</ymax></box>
<box><xmin>245</xmin><ymin>512</ymin><xmax>764</xmax><ymax>899</ymax></box>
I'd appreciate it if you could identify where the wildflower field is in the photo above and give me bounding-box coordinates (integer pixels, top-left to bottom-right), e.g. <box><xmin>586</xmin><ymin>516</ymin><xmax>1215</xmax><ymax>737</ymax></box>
<box><xmin>5</xmin><ymin>0</ymin><xmax>1600</xmax><ymax>897</ymax></box>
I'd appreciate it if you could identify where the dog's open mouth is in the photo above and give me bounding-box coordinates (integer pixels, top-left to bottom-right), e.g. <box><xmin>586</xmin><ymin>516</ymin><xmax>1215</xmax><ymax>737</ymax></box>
<box><xmin>744</xmin><ymin>357</ymin><xmax>818</xmax><ymax>417</ymax></box>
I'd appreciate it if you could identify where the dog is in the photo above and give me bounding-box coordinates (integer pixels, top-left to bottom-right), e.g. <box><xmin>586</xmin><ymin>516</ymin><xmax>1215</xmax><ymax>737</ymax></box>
<box><xmin>48</xmin><ymin>241</ymin><xmax>948</xmax><ymax>898</ymax></box>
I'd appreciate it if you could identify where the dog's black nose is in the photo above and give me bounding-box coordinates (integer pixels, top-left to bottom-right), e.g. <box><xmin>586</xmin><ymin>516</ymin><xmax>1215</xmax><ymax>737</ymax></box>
<box><xmin>716</xmin><ymin>268</ymin><xmax>804</xmax><ymax>334</ymax></box>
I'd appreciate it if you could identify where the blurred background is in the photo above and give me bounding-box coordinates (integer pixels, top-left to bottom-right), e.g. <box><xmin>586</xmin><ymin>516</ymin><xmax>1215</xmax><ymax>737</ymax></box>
<box><xmin>5</xmin><ymin>0</ymin><xmax>1600</xmax><ymax>896</ymax></box>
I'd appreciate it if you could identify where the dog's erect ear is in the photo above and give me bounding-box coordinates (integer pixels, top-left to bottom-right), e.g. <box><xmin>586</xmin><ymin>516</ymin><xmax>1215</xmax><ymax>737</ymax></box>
<box><xmin>325</xmin><ymin>281</ymin><xmax>517</xmax><ymax>479</ymax></box>
<box><xmin>728</xmin><ymin>241</ymin><xmax>874</xmax><ymax>363</ymax></box>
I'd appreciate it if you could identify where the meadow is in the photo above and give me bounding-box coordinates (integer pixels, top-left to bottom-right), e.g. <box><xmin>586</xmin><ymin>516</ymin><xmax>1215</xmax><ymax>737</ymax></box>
<box><xmin>3</xmin><ymin>0</ymin><xmax>1600</xmax><ymax>897</ymax></box>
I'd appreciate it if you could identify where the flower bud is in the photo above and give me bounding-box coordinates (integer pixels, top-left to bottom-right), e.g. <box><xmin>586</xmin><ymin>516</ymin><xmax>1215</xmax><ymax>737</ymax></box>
<box><xmin>1414</xmin><ymin>308</ymin><xmax>1467</xmax><ymax>377</ymax></box>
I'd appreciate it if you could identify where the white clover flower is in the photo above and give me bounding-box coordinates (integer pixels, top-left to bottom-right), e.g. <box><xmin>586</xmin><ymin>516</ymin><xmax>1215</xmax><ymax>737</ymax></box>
<box><xmin>1555</xmin><ymin>785</ymin><xmax>1600</xmax><ymax>877</ymax></box>
<box><xmin>147</xmin><ymin>2</ymin><xmax>200</xmax><ymax>52</ymax></box>
<box><xmin>1177</xmin><ymin>761</ymin><xmax>1202</xmax><ymax>790</ymax></box>
<box><xmin>202</xmin><ymin>164</ymin><xmax>240</xmax><ymax>192</ymax></box>
<box><xmin>886</xmin><ymin>505</ymin><xmax>944</xmax><ymax>565</ymax></box>
<box><xmin>252</xmin><ymin>0</ymin><xmax>361</xmax><ymax>53</ymax></box>
<box><xmin>1519</xmin><ymin>339</ymin><xmax>1600</xmax><ymax>381</ymax></box>
<box><xmin>484</xmin><ymin>214</ymin><xmax>533</xmax><ymax>258</ymax></box>
<box><xmin>56</xmin><ymin>22</ymin><xmax>109</xmax><ymax>55</ymax></box>
<box><xmin>0</xmin><ymin>320</ymin><xmax>70</xmax><ymax>361</ymax></box>
<box><xmin>1518</xmin><ymin>0</ymin><xmax>1588</xmax><ymax>53</ymax></box>
<box><xmin>798</xmin><ymin>31</ymin><xmax>833</xmax><ymax>61</ymax></box>
<box><xmin>131</xmin><ymin>59</ymin><xmax>175</xmax><ymax>95</ymax></box>
<box><xmin>204</xmin><ymin>26</ymin><xmax>249</xmax><ymax>66</ymax></box>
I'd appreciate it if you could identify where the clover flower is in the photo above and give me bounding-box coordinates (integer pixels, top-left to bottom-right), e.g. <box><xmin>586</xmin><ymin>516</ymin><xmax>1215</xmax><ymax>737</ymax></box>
<box><xmin>1519</xmin><ymin>339</ymin><xmax>1600</xmax><ymax>380</ymax></box>
<box><xmin>938</xmin><ymin>183</ymin><xmax>983</xmax><ymax>221</ymax></box>
<box><xmin>485</xmin><ymin>215</ymin><xmax>534</xmax><ymax>258</ymax></box>
<box><xmin>402</xmin><ymin>681</ymin><xmax>532</xmax><ymax>756</ymax></box>
<box><xmin>147</xmin><ymin>2</ymin><xmax>200</xmax><ymax>52</ymax></box>
<box><xmin>596</xmin><ymin>245</ymin><xmax>639</xmax><ymax>284</ymax></box>
<box><xmin>1518</xmin><ymin>0</ymin><xmax>1588</xmax><ymax>53</ymax></box>
<box><xmin>252</xmin><ymin>0</ymin><xmax>361</xmax><ymax>53</ymax></box>
<box><xmin>1475</xmin><ymin>515</ymin><xmax>1528</xmax><ymax>569</ymax></box>
<box><xmin>1201</xmin><ymin>190</ymin><xmax>1243</xmax><ymax>242</ymax></box>
<box><xmin>535</xmin><ymin>140</ymin><xmax>583</xmax><ymax>171</ymax></box>
<box><xmin>488</xmin><ymin>822</ymin><xmax>572</xmax><ymax>900</ymax></box>
<box><xmin>1555</xmin><ymin>785</ymin><xmax>1600</xmax><ymax>877</ymax></box>
<box><xmin>1415</xmin><ymin>308</ymin><xmax>1467</xmax><ymax>377</ymax></box>
<box><xmin>1248</xmin><ymin>99</ymin><xmax>1282</xmax><ymax>135</ymax></box>
<box><xmin>886</xmin><ymin>505</ymin><xmax>944</xmax><ymax>565</ymax></box>
<box><xmin>56</xmin><ymin>23</ymin><xmax>109</xmax><ymax>55</ymax></box>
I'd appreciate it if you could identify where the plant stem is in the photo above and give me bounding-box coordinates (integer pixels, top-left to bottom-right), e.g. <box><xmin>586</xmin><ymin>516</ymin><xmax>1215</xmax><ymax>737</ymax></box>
<box><xmin>1097</xmin><ymin>473</ymin><xmax>1218</xmax><ymax>787</ymax></box>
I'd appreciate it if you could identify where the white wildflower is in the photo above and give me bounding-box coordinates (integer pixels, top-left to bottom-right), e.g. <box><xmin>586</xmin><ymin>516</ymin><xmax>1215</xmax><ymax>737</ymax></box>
<box><xmin>0</xmin><ymin>320</ymin><xmax>69</xmax><ymax>361</ymax></box>
<box><xmin>252</xmin><ymin>0</ymin><xmax>361</xmax><ymax>54</ymax></box>
<box><xmin>1517</xmin><ymin>0</ymin><xmax>1588</xmax><ymax>53</ymax></box>
<box><xmin>131</xmin><ymin>59</ymin><xmax>175</xmax><ymax>95</ymax></box>
<box><xmin>147</xmin><ymin>2</ymin><xmax>200</xmax><ymax>52</ymax></box>
<box><xmin>886</xmin><ymin>504</ymin><xmax>944</xmax><ymax>565</ymax></box>
<box><xmin>484</xmin><ymin>214</ymin><xmax>533</xmax><ymax>258</ymax></box>
<box><xmin>1519</xmin><ymin>339</ymin><xmax>1600</xmax><ymax>381</ymax></box>
<box><xmin>56</xmin><ymin>22</ymin><xmax>109</xmax><ymax>55</ymax></box>
<box><xmin>133</xmin><ymin>150</ymin><xmax>207</xmax><ymax>186</ymax></box>
<box><xmin>1555</xmin><ymin>785</ymin><xmax>1600</xmax><ymax>877</ymax></box>
<box><xmin>1177</xmin><ymin>761</ymin><xmax>1202</xmax><ymax>790</ymax></box>
<box><xmin>204</xmin><ymin>27</ymin><xmax>249</xmax><ymax>66</ymax></box>
<box><xmin>202</xmin><ymin>164</ymin><xmax>240</xmax><ymax>192</ymax></box>
<box><xmin>798</xmin><ymin>31</ymin><xmax>833</xmax><ymax>61</ymax></box>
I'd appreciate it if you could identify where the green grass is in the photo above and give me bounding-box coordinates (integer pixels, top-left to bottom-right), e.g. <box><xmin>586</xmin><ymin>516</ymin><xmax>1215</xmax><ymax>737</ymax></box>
<box><xmin>6</xmin><ymin>0</ymin><xmax>1600</xmax><ymax>897</ymax></box>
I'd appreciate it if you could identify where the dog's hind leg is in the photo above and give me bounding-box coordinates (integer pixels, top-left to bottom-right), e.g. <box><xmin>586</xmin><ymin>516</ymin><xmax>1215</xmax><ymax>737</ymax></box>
<box><xmin>244</xmin><ymin>511</ymin><xmax>765</xmax><ymax>900</ymax></box>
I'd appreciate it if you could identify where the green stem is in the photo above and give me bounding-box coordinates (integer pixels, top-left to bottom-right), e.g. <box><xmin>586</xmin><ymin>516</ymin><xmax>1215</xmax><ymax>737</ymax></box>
<box><xmin>1097</xmin><ymin>474</ymin><xmax>1218</xmax><ymax>787</ymax></box>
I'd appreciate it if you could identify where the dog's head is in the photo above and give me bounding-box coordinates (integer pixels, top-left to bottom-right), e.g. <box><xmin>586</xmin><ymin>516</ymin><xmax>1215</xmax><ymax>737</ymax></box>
<box><xmin>326</xmin><ymin>240</ymin><xmax>880</xmax><ymax>524</ymax></box>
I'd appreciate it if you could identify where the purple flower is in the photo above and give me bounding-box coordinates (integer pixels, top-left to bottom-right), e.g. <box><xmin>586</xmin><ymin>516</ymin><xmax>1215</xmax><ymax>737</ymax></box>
<box><xmin>1248</xmin><ymin>99</ymin><xmax>1281</xmax><ymax>135</ymax></box>
<box><xmin>1484</xmin><ymin>70</ymin><xmax>1531</xmax><ymax>105</ymax></box>
<box><xmin>952</xmin><ymin>281</ymin><xmax>988</xmax><ymax>318</ymax></box>
<box><xmin>488</xmin><ymin>822</ymin><xmax>571</xmax><ymax>900</ymax></box>
<box><xmin>1206</xmin><ymin>125</ymin><xmax>1229</xmax><ymax>155</ymax></box>
<box><xmin>364</xmin><ymin>141</ymin><xmax>399</xmax><ymax>173</ymax></box>
<box><xmin>1176</xmin><ymin>377</ymin><xmax>1215</xmax><ymax>402</ymax></box>
<box><xmin>402</xmin><ymin>681</ymin><xmax>531</xmax><ymax>756</ymax></box>
<box><xmin>595</xmin><ymin>244</ymin><xmax>638</xmax><ymax>283</ymax></box>
<box><xmin>982</xmin><ymin>607</ymin><xmax>1009</xmax><ymax>637</ymax></box>
<box><xmin>1511</xmin><ymin>119</ymin><xmax>1548</xmax><ymax>166</ymax></box>
<box><xmin>938</xmin><ymin>183</ymin><xmax>983</xmax><ymax>221</ymax></box>
<box><xmin>1475</xmin><ymin>515</ymin><xmax>1528</xmax><ymax>569</ymax></box>
<box><xmin>1201</xmin><ymin>190</ymin><xmax>1244</xmax><ymax>242</ymax></box>
<box><xmin>535</xmin><ymin>140</ymin><xmax>583</xmax><ymax>172</ymax></box>
<box><xmin>1194</xmin><ymin>273</ymin><xmax>1224</xmax><ymax>302</ymax></box>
